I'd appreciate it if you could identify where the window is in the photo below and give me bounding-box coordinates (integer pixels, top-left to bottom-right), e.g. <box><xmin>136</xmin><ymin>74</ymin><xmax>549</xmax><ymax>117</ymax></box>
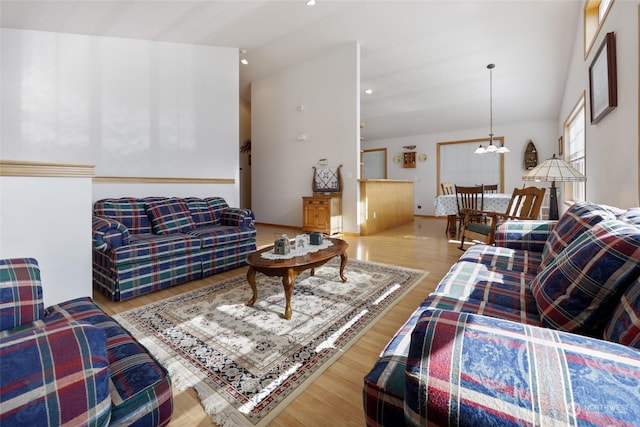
<box><xmin>584</xmin><ymin>0</ymin><xmax>614</xmax><ymax>57</ymax></box>
<box><xmin>564</xmin><ymin>94</ymin><xmax>586</xmax><ymax>202</ymax></box>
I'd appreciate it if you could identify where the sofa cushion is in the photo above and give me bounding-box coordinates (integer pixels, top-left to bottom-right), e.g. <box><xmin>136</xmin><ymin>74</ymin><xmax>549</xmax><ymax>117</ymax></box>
<box><xmin>603</xmin><ymin>276</ymin><xmax>640</xmax><ymax>349</ymax></box>
<box><xmin>204</xmin><ymin>197</ymin><xmax>229</xmax><ymax>225</ymax></box>
<box><xmin>94</xmin><ymin>197</ymin><xmax>167</xmax><ymax>235</ymax></box>
<box><xmin>619</xmin><ymin>207</ymin><xmax>640</xmax><ymax>226</ymax></box>
<box><xmin>146</xmin><ymin>198</ymin><xmax>197</xmax><ymax>235</ymax></box>
<box><xmin>532</xmin><ymin>219</ymin><xmax>640</xmax><ymax>334</ymax></box>
<box><xmin>109</xmin><ymin>233</ymin><xmax>202</xmax><ymax>264</ymax></box>
<box><xmin>0</xmin><ymin>321</ymin><xmax>111</xmax><ymax>427</ymax></box>
<box><xmin>540</xmin><ymin>201</ymin><xmax>618</xmax><ymax>269</ymax></box>
<box><xmin>184</xmin><ymin>197</ymin><xmax>220</xmax><ymax>227</ymax></box>
<box><xmin>187</xmin><ymin>225</ymin><xmax>257</xmax><ymax>248</ymax></box>
<box><xmin>44</xmin><ymin>297</ymin><xmax>173</xmax><ymax>426</ymax></box>
<box><xmin>0</xmin><ymin>258</ymin><xmax>45</xmax><ymax>331</ymax></box>
<box><xmin>459</xmin><ymin>244</ymin><xmax>542</xmax><ymax>275</ymax></box>
<box><xmin>404</xmin><ymin>309</ymin><xmax>640</xmax><ymax>427</ymax></box>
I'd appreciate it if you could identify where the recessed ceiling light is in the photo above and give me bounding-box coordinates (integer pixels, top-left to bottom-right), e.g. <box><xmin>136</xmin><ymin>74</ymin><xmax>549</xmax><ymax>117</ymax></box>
<box><xmin>364</xmin><ymin>88</ymin><xmax>373</xmax><ymax>94</ymax></box>
<box><xmin>306</xmin><ymin>0</ymin><xmax>316</xmax><ymax>5</ymax></box>
<box><xmin>240</xmin><ymin>58</ymin><xmax>248</xmax><ymax>65</ymax></box>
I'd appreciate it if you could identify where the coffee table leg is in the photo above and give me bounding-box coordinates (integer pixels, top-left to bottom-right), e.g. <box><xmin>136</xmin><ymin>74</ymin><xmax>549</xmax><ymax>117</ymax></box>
<box><xmin>339</xmin><ymin>251</ymin><xmax>348</xmax><ymax>282</ymax></box>
<box><xmin>246</xmin><ymin>266</ymin><xmax>258</xmax><ymax>307</ymax></box>
<box><xmin>282</xmin><ymin>268</ymin><xmax>295</xmax><ymax>320</ymax></box>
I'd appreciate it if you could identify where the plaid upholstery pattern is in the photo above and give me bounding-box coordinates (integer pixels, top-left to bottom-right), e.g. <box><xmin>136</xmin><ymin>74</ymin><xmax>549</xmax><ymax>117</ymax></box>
<box><xmin>0</xmin><ymin>258</ymin><xmax>44</xmax><ymax>330</ymax></box>
<box><xmin>458</xmin><ymin>243</ymin><xmax>542</xmax><ymax>274</ymax></box>
<box><xmin>145</xmin><ymin>198</ymin><xmax>196</xmax><ymax>235</ymax></box>
<box><xmin>532</xmin><ymin>220</ymin><xmax>640</xmax><ymax>334</ymax></box>
<box><xmin>619</xmin><ymin>207</ymin><xmax>640</xmax><ymax>225</ymax></box>
<box><xmin>45</xmin><ymin>297</ymin><xmax>173</xmax><ymax>426</ymax></box>
<box><xmin>434</xmin><ymin>261</ymin><xmax>539</xmax><ymax>315</ymax></box>
<box><xmin>188</xmin><ymin>225</ymin><xmax>256</xmax><ymax>248</ymax></box>
<box><xmin>221</xmin><ymin>207</ymin><xmax>256</xmax><ymax>228</ymax></box>
<box><xmin>205</xmin><ymin>197</ymin><xmax>230</xmax><ymax>225</ymax></box>
<box><xmin>93</xmin><ymin>249</ymin><xmax>202</xmax><ymax>301</ymax></box>
<box><xmin>404</xmin><ymin>309</ymin><xmax>640</xmax><ymax>427</ymax></box>
<box><xmin>184</xmin><ymin>197</ymin><xmax>218</xmax><ymax>227</ymax></box>
<box><xmin>494</xmin><ymin>219</ymin><xmax>555</xmax><ymax>254</ymax></box>
<box><xmin>604</xmin><ymin>277</ymin><xmax>640</xmax><ymax>349</ymax></box>
<box><xmin>93</xmin><ymin>197</ymin><xmax>255</xmax><ymax>300</ymax></box>
<box><xmin>200</xmin><ymin>239</ymin><xmax>257</xmax><ymax>276</ymax></box>
<box><xmin>94</xmin><ymin>197</ymin><xmax>167</xmax><ymax>235</ymax></box>
<box><xmin>0</xmin><ymin>321</ymin><xmax>112</xmax><ymax>427</ymax></box>
<box><xmin>93</xmin><ymin>216</ymin><xmax>130</xmax><ymax>251</ymax></box>
<box><xmin>540</xmin><ymin>201</ymin><xmax>618</xmax><ymax>268</ymax></box>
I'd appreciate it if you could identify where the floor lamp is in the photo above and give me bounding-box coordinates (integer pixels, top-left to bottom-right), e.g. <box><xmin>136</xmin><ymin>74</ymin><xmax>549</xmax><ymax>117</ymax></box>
<box><xmin>522</xmin><ymin>154</ymin><xmax>586</xmax><ymax>220</ymax></box>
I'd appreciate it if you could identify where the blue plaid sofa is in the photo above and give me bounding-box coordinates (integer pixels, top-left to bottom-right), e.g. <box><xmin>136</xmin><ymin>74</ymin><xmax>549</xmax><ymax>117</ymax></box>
<box><xmin>364</xmin><ymin>201</ymin><xmax>640</xmax><ymax>426</ymax></box>
<box><xmin>0</xmin><ymin>258</ymin><xmax>173</xmax><ymax>426</ymax></box>
<box><xmin>93</xmin><ymin>196</ymin><xmax>256</xmax><ymax>300</ymax></box>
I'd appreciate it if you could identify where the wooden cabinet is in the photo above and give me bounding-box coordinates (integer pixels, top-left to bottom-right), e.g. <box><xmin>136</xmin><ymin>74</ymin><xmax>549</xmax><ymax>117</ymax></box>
<box><xmin>302</xmin><ymin>196</ymin><xmax>342</xmax><ymax>235</ymax></box>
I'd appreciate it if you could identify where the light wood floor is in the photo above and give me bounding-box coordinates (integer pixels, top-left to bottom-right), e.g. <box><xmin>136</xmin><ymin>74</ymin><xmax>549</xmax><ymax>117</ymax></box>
<box><xmin>94</xmin><ymin>216</ymin><xmax>463</xmax><ymax>426</ymax></box>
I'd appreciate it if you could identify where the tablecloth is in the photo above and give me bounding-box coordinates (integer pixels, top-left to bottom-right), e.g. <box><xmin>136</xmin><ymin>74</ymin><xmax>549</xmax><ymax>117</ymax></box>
<box><xmin>434</xmin><ymin>193</ymin><xmax>512</xmax><ymax>216</ymax></box>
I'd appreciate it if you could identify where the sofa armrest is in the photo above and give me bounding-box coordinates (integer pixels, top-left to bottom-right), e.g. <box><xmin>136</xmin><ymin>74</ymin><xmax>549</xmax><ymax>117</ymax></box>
<box><xmin>0</xmin><ymin>258</ymin><xmax>45</xmax><ymax>331</ymax></box>
<box><xmin>0</xmin><ymin>321</ymin><xmax>112</xmax><ymax>426</ymax></box>
<box><xmin>405</xmin><ymin>309</ymin><xmax>640</xmax><ymax>427</ymax></box>
<box><xmin>92</xmin><ymin>215</ymin><xmax>130</xmax><ymax>251</ymax></box>
<box><xmin>493</xmin><ymin>219</ymin><xmax>556</xmax><ymax>253</ymax></box>
<box><xmin>221</xmin><ymin>208</ymin><xmax>255</xmax><ymax>228</ymax></box>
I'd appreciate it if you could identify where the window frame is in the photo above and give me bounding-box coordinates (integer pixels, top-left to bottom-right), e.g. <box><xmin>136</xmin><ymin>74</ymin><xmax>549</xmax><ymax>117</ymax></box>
<box><xmin>562</xmin><ymin>93</ymin><xmax>586</xmax><ymax>204</ymax></box>
<box><xmin>584</xmin><ymin>0</ymin><xmax>615</xmax><ymax>58</ymax></box>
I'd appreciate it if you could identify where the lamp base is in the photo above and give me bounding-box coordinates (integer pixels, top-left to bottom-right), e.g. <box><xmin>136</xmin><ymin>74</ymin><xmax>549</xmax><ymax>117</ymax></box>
<box><xmin>549</xmin><ymin>185</ymin><xmax>559</xmax><ymax>220</ymax></box>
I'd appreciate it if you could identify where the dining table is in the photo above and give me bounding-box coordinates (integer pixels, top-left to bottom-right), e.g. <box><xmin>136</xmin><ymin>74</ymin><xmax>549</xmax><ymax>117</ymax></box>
<box><xmin>434</xmin><ymin>193</ymin><xmax>513</xmax><ymax>237</ymax></box>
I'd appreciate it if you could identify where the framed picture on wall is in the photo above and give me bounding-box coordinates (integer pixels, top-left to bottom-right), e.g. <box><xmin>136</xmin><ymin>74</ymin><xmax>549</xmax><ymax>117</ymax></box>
<box><xmin>589</xmin><ymin>32</ymin><xmax>617</xmax><ymax>125</ymax></box>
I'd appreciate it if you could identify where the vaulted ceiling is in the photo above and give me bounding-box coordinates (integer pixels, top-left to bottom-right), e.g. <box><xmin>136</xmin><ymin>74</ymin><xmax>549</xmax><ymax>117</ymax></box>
<box><xmin>0</xmin><ymin>0</ymin><xmax>581</xmax><ymax>141</ymax></box>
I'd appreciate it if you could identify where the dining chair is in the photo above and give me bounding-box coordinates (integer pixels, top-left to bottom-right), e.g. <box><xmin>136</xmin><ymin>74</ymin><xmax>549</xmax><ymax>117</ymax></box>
<box><xmin>454</xmin><ymin>185</ymin><xmax>485</xmax><ymax>238</ymax></box>
<box><xmin>458</xmin><ymin>186</ymin><xmax>546</xmax><ymax>249</ymax></box>
<box><xmin>441</xmin><ymin>182</ymin><xmax>455</xmax><ymax>195</ymax></box>
<box><xmin>440</xmin><ymin>182</ymin><xmax>456</xmax><ymax>236</ymax></box>
<box><xmin>483</xmin><ymin>184</ymin><xmax>498</xmax><ymax>193</ymax></box>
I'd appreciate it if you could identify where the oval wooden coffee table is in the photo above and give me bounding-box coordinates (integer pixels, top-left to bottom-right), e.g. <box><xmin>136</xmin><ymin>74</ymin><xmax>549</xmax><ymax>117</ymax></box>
<box><xmin>245</xmin><ymin>237</ymin><xmax>349</xmax><ymax>320</ymax></box>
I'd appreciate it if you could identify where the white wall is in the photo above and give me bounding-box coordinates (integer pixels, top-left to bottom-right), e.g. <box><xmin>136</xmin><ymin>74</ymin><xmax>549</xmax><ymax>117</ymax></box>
<box><xmin>363</xmin><ymin>119</ymin><xmax>558</xmax><ymax>216</ymax></box>
<box><xmin>251</xmin><ymin>43</ymin><xmax>361</xmax><ymax>232</ymax></box>
<box><xmin>559</xmin><ymin>0</ymin><xmax>639</xmax><ymax>208</ymax></box>
<box><xmin>1</xmin><ymin>28</ymin><xmax>240</xmax><ymax>205</ymax></box>
<box><xmin>0</xmin><ymin>176</ymin><xmax>93</xmax><ymax>307</ymax></box>
<box><xmin>1</xmin><ymin>28</ymin><xmax>239</xmax><ymax>304</ymax></box>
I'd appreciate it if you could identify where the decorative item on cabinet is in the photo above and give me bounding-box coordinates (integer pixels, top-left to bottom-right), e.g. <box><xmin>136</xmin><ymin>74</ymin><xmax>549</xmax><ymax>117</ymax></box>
<box><xmin>523</xmin><ymin>140</ymin><xmax>538</xmax><ymax>170</ymax></box>
<box><xmin>403</xmin><ymin>152</ymin><xmax>416</xmax><ymax>168</ymax></box>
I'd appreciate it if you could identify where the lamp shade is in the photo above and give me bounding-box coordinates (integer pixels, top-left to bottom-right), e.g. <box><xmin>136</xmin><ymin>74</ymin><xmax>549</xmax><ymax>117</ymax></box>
<box><xmin>522</xmin><ymin>154</ymin><xmax>586</xmax><ymax>183</ymax></box>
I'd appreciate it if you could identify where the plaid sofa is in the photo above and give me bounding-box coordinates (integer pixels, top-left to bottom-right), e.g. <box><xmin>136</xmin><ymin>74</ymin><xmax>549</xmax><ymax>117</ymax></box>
<box><xmin>364</xmin><ymin>201</ymin><xmax>640</xmax><ymax>426</ymax></box>
<box><xmin>1</xmin><ymin>258</ymin><xmax>173</xmax><ymax>426</ymax></box>
<box><xmin>93</xmin><ymin>196</ymin><xmax>256</xmax><ymax>300</ymax></box>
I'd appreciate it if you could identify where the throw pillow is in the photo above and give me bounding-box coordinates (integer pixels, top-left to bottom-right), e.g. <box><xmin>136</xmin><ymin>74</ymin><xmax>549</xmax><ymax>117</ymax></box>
<box><xmin>145</xmin><ymin>198</ymin><xmax>196</xmax><ymax>235</ymax></box>
<box><xmin>540</xmin><ymin>201</ymin><xmax>618</xmax><ymax>269</ymax></box>
<box><xmin>183</xmin><ymin>197</ymin><xmax>217</xmax><ymax>227</ymax></box>
<box><xmin>603</xmin><ymin>276</ymin><xmax>640</xmax><ymax>349</ymax></box>
<box><xmin>531</xmin><ymin>219</ymin><xmax>640</xmax><ymax>334</ymax></box>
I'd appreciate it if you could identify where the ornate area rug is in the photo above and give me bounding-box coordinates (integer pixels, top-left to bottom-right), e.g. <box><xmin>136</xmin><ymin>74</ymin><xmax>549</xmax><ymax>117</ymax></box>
<box><xmin>114</xmin><ymin>259</ymin><xmax>427</xmax><ymax>426</ymax></box>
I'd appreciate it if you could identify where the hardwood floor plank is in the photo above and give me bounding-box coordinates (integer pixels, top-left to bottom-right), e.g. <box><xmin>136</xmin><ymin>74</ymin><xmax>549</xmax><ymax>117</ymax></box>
<box><xmin>94</xmin><ymin>217</ymin><xmax>461</xmax><ymax>426</ymax></box>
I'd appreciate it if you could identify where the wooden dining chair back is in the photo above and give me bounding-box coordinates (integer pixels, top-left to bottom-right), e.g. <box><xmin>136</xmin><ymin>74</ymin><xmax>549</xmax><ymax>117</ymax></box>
<box><xmin>483</xmin><ymin>184</ymin><xmax>499</xmax><ymax>193</ymax></box>
<box><xmin>503</xmin><ymin>186</ymin><xmax>546</xmax><ymax>220</ymax></box>
<box><xmin>454</xmin><ymin>185</ymin><xmax>484</xmax><ymax>237</ymax></box>
<box><xmin>458</xmin><ymin>186</ymin><xmax>546</xmax><ymax>249</ymax></box>
<box><xmin>441</xmin><ymin>182</ymin><xmax>455</xmax><ymax>195</ymax></box>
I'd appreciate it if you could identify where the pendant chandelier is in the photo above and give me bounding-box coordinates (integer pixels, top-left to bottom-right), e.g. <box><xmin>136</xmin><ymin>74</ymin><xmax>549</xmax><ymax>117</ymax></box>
<box><xmin>475</xmin><ymin>63</ymin><xmax>509</xmax><ymax>154</ymax></box>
